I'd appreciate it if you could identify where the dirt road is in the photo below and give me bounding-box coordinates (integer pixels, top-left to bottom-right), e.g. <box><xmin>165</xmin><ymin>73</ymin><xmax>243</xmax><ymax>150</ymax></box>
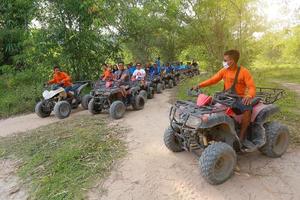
<box><xmin>88</xmin><ymin>90</ymin><xmax>300</xmax><ymax>200</ymax></box>
<box><xmin>1</xmin><ymin>89</ymin><xmax>300</xmax><ymax>200</ymax></box>
<box><xmin>0</xmin><ymin>108</ymin><xmax>88</xmax><ymax>137</ymax></box>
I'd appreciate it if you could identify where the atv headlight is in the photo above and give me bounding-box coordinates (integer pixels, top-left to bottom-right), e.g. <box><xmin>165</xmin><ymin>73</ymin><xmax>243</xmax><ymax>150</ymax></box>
<box><xmin>185</xmin><ymin>115</ymin><xmax>202</xmax><ymax>128</ymax></box>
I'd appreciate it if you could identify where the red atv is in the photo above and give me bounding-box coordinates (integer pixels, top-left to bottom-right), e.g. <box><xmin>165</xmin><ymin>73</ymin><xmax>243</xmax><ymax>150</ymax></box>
<box><xmin>164</xmin><ymin>88</ymin><xmax>289</xmax><ymax>185</ymax></box>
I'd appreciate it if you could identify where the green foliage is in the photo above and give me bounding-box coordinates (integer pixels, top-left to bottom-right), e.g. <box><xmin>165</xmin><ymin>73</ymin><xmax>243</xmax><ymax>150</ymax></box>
<box><xmin>255</xmin><ymin>26</ymin><xmax>300</xmax><ymax>65</ymax></box>
<box><xmin>0</xmin><ymin>115</ymin><xmax>126</xmax><ymax>200</ymax></box>
<box><xmin>0</xmin><ymin>68</ymin><xmax>44</xmax><ymax>118</ymax></box>
<box><xmin>0</xmin><ymin>0</ymin><xmax>37</xmax><ymax>68</ymax></box>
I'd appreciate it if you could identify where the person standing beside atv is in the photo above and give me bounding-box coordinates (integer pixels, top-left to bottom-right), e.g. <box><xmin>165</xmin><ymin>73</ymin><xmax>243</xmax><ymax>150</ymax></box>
<box><xmin>48</xmin><ymin>66</ymin><xmax>73</xmax><ymax>93</ymax></box>
<box><xmin>193</xmin><ymin>49</ymin><xmax>256</xmax><ymax>148</ymax></box>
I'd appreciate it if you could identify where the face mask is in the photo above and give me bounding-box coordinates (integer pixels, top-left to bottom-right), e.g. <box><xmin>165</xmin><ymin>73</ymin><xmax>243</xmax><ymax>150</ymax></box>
<box><xmin>223</xmin><ymin>61</ymin><xmax>229</xmax><ymax>69</ymax></box>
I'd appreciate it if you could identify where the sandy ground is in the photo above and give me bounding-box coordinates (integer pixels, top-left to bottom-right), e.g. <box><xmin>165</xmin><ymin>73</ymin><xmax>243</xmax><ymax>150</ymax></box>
<box><xmin>1</xmin><ymin>88</ymin><xmax>300</xmax><ymax>200</ymax></box>
<box><xmin>88</xmin><ymin>90</ymin><xmax>300</xmax><ymax>200</ymax></box>
<box><xmin>0</xmin><ymin>160</ymin><xmax>28</xmax><ymax>200</ymax></box>
<box><xmin>0</xmin><ymin>108</ymin><xmax>88</xmax><ymax>137</ymax></box>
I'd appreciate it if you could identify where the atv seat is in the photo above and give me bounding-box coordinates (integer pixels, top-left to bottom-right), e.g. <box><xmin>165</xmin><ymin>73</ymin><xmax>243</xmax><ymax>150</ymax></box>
<box><xmin>197</xmin><ymin>94</ymin><xmax>212</xmax><ymax>107</ymax></box>
<box><xmin>76</xmin><ymin>82</ymin><xmax>89</xmax><ymax>94</ymax></box>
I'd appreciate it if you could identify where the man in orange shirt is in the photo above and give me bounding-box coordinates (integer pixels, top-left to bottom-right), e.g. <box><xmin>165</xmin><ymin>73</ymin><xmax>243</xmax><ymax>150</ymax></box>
<box><xmin>48</xmin><ymin>66</ymin><xmax>73</xmax><ymax>93</ymax></box>
<box><xmin>101</xmin><ymin>63</ymin><xmax>113</xmax><ymax>81</ymax></box>
<box><xmin>193</xmin><ymin>50</ymin><xmax>256</xmax><ymax>148</ymax></box>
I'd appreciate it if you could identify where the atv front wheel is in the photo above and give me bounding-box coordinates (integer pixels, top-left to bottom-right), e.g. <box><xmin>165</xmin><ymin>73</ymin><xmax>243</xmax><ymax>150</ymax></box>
<box><xmin>147</xmin><ymin>87</ymin><xmax>154</xmax><ymax>99</ymax></box>
<box><xmin>163</xmin><ymin>127</ymin><xmax>183</xmax><ymax>152</ymax></box>
<box><xmin>53</xmin><ymin>101</ymin><xmax>71</xmax><ymax>119</ymax></box>
<box><xmin>199</xmin><ymin>142</ymin><xmax>236</xmax><ymax>185</ymax></box>
<box><xmin>139</xmin><ymin>90</ymin><xmax>148</xmax><ymax>101</ymax></box>
<box><xmin>88</xmin><ymin>98</ymin><xmax>102</xmax><ymax>114</ymax></box>
<box><xmin>259</xmin><ymin>122</ymin><xmax>289</xmax><ymax>158</ymax></box>
<box><xmin>109</xmin><ymin>100</ymin><xmax>126</xmax><ymax>119</ymax></box>
<box><xmin>132</xmin><ymin>95</ymin><xmax>145</xmax><ymax>110</ymax></box>
<box><xmin>81</xmin><ymin>94</ymin><xmax>92</xmax><ymax>109</ymax></box>
<box><xmin>35</xmin><ymin>101</ymin><xmax>51</xmax><ymax>118</ymax></box>
<box><xmin>156</xmin><ymin>83</ymin><xmax>163</xmax><ymax>93</ymax></box>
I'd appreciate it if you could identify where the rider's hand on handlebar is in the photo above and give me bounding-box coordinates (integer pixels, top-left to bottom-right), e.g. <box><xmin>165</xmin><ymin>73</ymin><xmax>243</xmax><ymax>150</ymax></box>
<box><xmin>191</xmin><ymin>85</ymin><xmax>200</xmax><ymax>91</ymax></box>
<box><xmin>242</xmin><ymin>96</ymin><xmax>252</xmax><ymax>105</ymax></box>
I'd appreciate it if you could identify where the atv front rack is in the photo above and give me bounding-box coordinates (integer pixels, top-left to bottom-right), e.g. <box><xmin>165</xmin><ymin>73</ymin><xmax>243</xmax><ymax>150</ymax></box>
<box><xmin>169</xmin><ymin>100</ymin><xmax>226</xmax><ymax>130</ymax></box>
<box><xmin>256</xmin><ymin>87</ymin><xmax>285</xmax><ymax>104</ymax></box>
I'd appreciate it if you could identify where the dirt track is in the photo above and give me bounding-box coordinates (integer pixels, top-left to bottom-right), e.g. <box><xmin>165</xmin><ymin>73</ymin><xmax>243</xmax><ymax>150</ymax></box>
<box><xmin>1</xmin><ymin>89</ymin><xmax>300</xmax><ymax>200</ymax></box>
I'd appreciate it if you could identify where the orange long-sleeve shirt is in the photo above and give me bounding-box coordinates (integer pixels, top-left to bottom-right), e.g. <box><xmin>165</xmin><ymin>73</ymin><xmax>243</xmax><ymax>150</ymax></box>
<box><xmin>102</xmin><ymin>69</ymin><xmax>113</xmax><ymax>81</ymax></box>
<box><xmin>199</xmin><ymin>65</ymin><xmax>256</xmax><ymax>98</ymax></box>
<box><xmin>48</xmin><ymin>72</ymin><xmax>72</xmax><ymax>87</ymax></box>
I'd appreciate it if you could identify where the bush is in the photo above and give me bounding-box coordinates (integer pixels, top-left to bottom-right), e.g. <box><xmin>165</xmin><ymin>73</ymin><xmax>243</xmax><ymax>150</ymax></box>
<box><xmin>0</xmin><ymin>69</ymin><xmax>44</xmax><ymax>118</ymax></box>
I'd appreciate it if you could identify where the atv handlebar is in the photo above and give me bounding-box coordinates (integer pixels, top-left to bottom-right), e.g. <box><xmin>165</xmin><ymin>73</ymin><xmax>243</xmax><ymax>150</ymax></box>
<box><xmin>187</xmin><ymin>88</ymin><xmax>202</xmax><ymax>97</ymax></box>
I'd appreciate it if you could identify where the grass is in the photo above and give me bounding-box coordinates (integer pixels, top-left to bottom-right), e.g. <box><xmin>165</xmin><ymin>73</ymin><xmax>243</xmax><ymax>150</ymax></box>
<box><xmin>177</xmin><ymin>67</ymin><xmax>300</xmax><ymax>145</ymax></box>
<box><xmin>0</xmin><ymin>115</ymin><xmax>126</xmax><ymax>200</ymax></box>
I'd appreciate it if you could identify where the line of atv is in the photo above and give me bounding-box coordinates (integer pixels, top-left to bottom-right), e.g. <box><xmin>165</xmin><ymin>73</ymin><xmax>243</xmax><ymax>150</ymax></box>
<box><xmin>35</xmin><ymin>69</ymin><xmax>199</xmax><ymax>120</ymax></box>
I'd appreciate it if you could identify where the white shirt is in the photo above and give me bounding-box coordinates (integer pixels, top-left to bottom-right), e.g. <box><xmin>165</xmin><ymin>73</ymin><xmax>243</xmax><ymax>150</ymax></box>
<box><xmin>133</xmin><ymin>69</ymin><xmax>146</xmax><ymax>80</ymax></box>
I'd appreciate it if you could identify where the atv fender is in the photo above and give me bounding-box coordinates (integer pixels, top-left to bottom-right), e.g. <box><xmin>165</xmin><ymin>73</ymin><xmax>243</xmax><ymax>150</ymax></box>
<box><xmin>254</xmin><ymin>104</ymin><xmax>279</xmax><ymax>123</ymax></box>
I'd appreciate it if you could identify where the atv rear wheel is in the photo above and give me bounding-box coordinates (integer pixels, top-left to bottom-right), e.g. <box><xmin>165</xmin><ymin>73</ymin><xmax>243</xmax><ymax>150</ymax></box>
<box><xmin>163</xmin><ymin>127</ymin><xmax>183</xmax><ymax>152</ymax></box>
<box><xmin>139</xmin><ymin>90</ymin><xmax>148</xmax><ymax>101</ymax></box>
<box><xmin>199</xmin><ymin>142</ymin><xmax>236</xmax><ymax>185</ymax></box>
<box><xmin>53</xmin><ymin>101</ymin><xmax>71</xmax><ymax>119</ymax></box>
<box><xmin>162</xmin><ymin>82</ymin><xmax>166</xmax><ymax>90</ymax></box>
<box><xmin>81</xmin><ymin>94</ymin><xmax>92</xmax><ymax>109</ymax></box>
<box><xmin>35</xmin><ymin>101</ymin><xmax>51</xmax><ymax>118</ymax></box>
<box><xmin>156</xmin><ymin>83</ymin><xmax>163</xmax><ymax>93</ymax></box>
<box><xmin>259</xmin><ymin>122</ymin><xmax>289</xmax><ymax>158</ymax></box>
<box><xmin>109</xmin><ymin>100</ymin><xmax>126</xmax><ymax>119</ymax></box>
<box><xmin>168</xmin><ymin>80</ymin><xmax>174</xmax><ymax>88</ymax></box>
<box><xmin>132</xmin><ymin>95</ymin><xmax>145</xmax><ymax>110</ymax></box>
<box><xmin>88</xmin><ymin>98</ymin><xmax>102</xmax><ymax>114</ymax></box>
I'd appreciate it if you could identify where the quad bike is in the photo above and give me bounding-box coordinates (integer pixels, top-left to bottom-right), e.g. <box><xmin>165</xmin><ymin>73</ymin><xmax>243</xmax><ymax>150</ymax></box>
<box><xmin>174</xmin><ymin>71</ymin><xmax>181</xmax><ymax>85</ymax></box>
<box><xmin>87</xmin><ymin>80</ymin><xmax>146</xmax><ymax>119</ymax></box>
<box><xmin>164</xmin><ymin>87</ymin><xmax>289</xmax><ymax>185</ymax></box>
<box><xmin>181</xmin><ymin>68</ymin><xmax>194</xmax><ymax>78</ymax></box>
<box><xmin>131</xmin><ymin>79</ymin><xmax>155</xmax><ymax>100</ymax></box>
<box><xmin>146</xmin><ymin>75</ymin><xmax>164</xmax><ymax>94</ymax></box>
<box><xmin>162</xmin><ymin>73</ymin><xmax>176</xmax><ymax>88</ymax></box>
<box><xmin>81</xmin><ymin>80</ymin><xmax>106</xmax><ymax>110</ymax></box>
<box><xmin>35</xmin><ymin>81</ymin><xmax>89</xmax><ymax>119</ymax></box>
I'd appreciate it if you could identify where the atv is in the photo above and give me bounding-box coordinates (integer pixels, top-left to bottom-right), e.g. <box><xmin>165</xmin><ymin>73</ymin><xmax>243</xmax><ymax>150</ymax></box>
<box><xmin>35</xmin><ymin>81</ymin><xmax>89</xmax><ymax>119</ymax></box>
<box><xmin>162</xmin><ymin>73</ymin><xmax>176</xmax><ymax>88</ymax></box>
<box><xmin>131</xmin><ymin>79</ymin><xmax>155</xmax><ymax>100</ymax></box>
<box><xmin>164</xmin><ymin>87</ymin><xmax>289</xmax><ymax>185</ymax></box>
<box><xmin>81</xmin><ymin>80</ymin><xmax>106</xmax><ymax>110</ymax></box>
<box><xmin>146</xmin><ymin>75</ymin><xmax>164</xmax><ymax>94</ymax></box>
<box><xmin>87</xmin><ymin>80</ymin><xmax>146</xmax><ymax>119</ymax></box>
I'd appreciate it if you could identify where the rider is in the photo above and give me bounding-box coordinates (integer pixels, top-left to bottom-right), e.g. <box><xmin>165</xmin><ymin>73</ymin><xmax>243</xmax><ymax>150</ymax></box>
<box><xmin>48</xmin><ymin>65</ymin><xmax>73</xmax><ymax>93</ymax></box>
<box><xmin>192</xmin><ymin>49</ymin><xmax>256</xmax><ymax>149</ymax></box>
<box><xmin>132</xmin><ymin>62</ymin><xmax>146</xmax><ymax>81</ymax></box>
<box><xmin>114</xmin><ymin>61</ymin><xmax>131</xmax><ymax>97</ymax></box>
<box><xmin>164</xmin><ymin>62</ymin><xmax>174</xmax><ymax>74</ymax></box>
<box><xmin>101</xmin><ymin>63</ymin><xmax>113</xmax><ymax>81</ymax></box>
